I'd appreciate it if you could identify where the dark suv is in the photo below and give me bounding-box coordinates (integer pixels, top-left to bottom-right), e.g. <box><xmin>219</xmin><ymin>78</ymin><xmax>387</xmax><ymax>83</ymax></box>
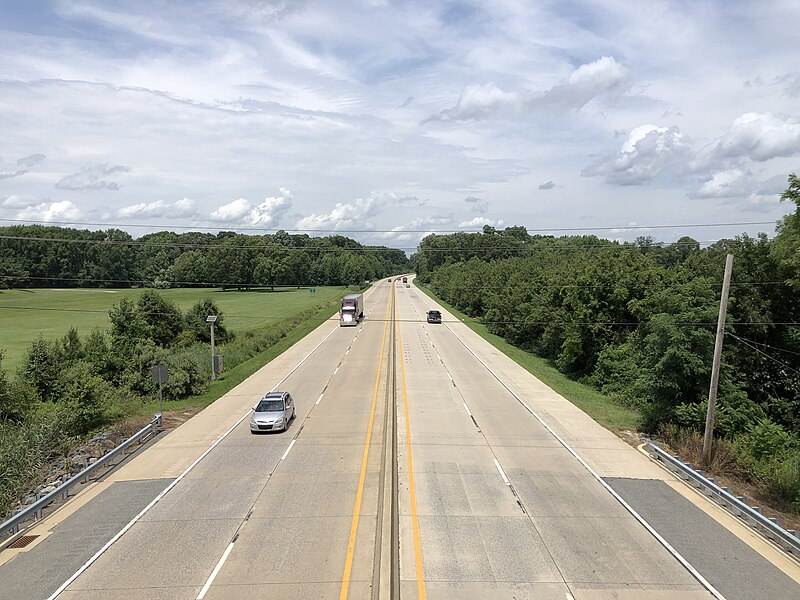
<box><xmin>426</xmin><ymin>310</ymin><xmax>442</xmax><ymax>324</ymax></box>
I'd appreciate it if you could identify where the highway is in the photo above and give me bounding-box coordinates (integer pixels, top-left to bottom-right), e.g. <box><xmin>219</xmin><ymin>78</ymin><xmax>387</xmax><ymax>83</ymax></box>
<box><xmin>1</xmin><ymin>279</ymin><xmax>799</xmax><ymax>599</ymax></box>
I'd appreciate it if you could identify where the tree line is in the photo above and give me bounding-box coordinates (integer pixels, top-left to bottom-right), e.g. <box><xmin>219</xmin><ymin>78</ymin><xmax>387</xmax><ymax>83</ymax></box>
<box><xmin>0</xmin><ymin>227</ymin><xmax>409</xmax><ymax>289</ymax></box>
<box><xmin>412</xmin><ymin>174</ymin><xmax>800</xmax><ymax>510</ymax></box>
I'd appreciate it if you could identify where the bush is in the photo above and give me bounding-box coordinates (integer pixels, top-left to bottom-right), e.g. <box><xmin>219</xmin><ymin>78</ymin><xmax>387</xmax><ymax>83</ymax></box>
<box><xmin>59</xmin><ymin>363</ymin><xmax>111</xmax><ymax>436</ymax></box>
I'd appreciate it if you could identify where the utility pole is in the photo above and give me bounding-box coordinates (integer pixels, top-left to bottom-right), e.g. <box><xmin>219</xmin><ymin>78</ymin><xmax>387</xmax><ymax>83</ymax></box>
<box><xmin>703</xmin><ymin>253</ymin><xmax>734</xmax><ymax>465</ymax></box>
<box><xmin>206</xmin><ymin>315</ymin><xmax>217</xmax><ymax>381</ymax></box>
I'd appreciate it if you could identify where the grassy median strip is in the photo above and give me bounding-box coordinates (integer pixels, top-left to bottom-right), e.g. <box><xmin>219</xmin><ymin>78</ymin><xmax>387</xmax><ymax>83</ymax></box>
<box><xmin>414</xmin><ymin>282</ymin><xmax>641</xmax><ymax>433</ymax></box>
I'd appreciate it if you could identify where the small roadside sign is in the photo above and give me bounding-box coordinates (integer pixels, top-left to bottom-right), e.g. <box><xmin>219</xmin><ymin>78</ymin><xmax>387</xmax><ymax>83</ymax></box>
<box><xmin>151</xmin><ymin>364</ymin><xmax>169</xmax><ymax>384</ymax></box>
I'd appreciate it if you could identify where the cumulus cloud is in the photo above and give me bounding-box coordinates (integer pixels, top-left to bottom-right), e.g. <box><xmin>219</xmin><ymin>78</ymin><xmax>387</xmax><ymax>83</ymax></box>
<box><xmin>209</xmin><ymin>188</ymin><xmax>293</xmax><ymax>226</ymax></box>
<box><xmin>247</xmin><ymin>188</ymin><xmax>293</xmax><ymax>225</ymax></box>
<box><xmin>295</xmin><ymin>191</ymin><xmax>418</xmax><ymax>231</ymax></box>
<box><xmin>714</xmin><ymin>112</ymin><xmax>800</xmax><ymax>162</ymax></box>
<box><xmin>426</xmin><ymin>82</ymin><xmax>521</xmax><ymax>122</ymax></box>
<box><xmin>582</xmin><ymin>124</ymin><xmax>690</xmax><ymax>185</ymax></box>
<box><xmin>690</xmin><ymin>168</ymin><xmax>754</xmax><ymax>199</ymax></box>
<box><xmin>380</xmin><ymin>214</ymin><xmax>455</xmax><ymax>241</ymax></box>
<box><xmin>1</xmin><ymin>195</ymin><xmax>36</xmax><ymax>209</ymax></box>
<box><xmin>457</xmin><ymin>216</ymin><xmax>504</xmax><ymax>229</ymax></box>
<box><xmin>538</xmin><ymin>181</ymin><xmax>556</xmax><ymax>190</ymax></box>
<box><xmin>296</xmin><ymin>196</ymin><xmax>380</xmax><ymax>231</ymax></box>
<box><xmin>426</xmin><ymin>56</ymin><xmax>627</xmax><ymax>122</ymax></box>
<box><xmin>464</xmin><ymin>195</ymin><xmax>488</xmax><ymax>214</ymax></box>
<box><xmin>0</xmin><ymin>153</ymin><xmax>46</xmax><ymax>179</ymax></box>
<box><xmin>118</xmin><ymin>197</ymin><xmax>196</xmax><ymax>218</ymax></box>
<box><xmin>210</xmin><ymin>198</ymin><xmax>251</xmax><ymax>222</ymax></box>
<box><xmin>17</xmin><ymin>200</ymin><xmax>81</xmax><ymax>222</ymax></box>
<box><xmin>531</xmin><ymin>56</ymin><xmax>627</xmax><ymax>111</ymax></box>
<box><xmin>56</xmin><ymin>163</ymin><xmax>131</xmax><ymax>191</ymax></box>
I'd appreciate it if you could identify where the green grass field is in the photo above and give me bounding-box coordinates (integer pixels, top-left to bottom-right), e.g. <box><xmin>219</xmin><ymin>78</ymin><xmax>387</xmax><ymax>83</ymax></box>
<box><xmin>414</xmin><ymin>282</ymin><xmax>642</xmax><ymax>433</ymax></box>
<box><xmin>0</xmin><ymin>287</ymin><xmax>345</xmax><ymax>373</ymax></box>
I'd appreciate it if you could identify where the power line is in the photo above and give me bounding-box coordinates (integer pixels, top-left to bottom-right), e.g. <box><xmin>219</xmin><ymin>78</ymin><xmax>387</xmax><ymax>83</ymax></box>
<box><xmin>0</xmin><ymin>274</ymin><xmax>793</xmax><ymax>290</ymax></box>
<box><xmin>1</xmin><ymin>304</ymin><xmax>799</xmax><ymax>327</ymax></box>
<box><xmin>726</xmin><ymin>332</ymin><xmax>800</xmax><ymax>377</ymax></box>
<box><xmin>0</xmin><ymin>216</ymin><xmax>780</xmax><ymax>234</ymax></box>
<box><xmin>0</xmin><ymin>232</ymin><xmax>752</xmax><ymax>252</ymax></box>
<box><xmin>725</xmin><ymin>333</ymin><xmax>800</xmax><ymax>358</ymax></box>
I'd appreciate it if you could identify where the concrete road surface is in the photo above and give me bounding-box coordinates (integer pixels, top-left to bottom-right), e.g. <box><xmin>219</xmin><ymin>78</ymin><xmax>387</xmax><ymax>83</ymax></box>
<box><xmin>1</xmin><ymin>278</ymin><xmax>798</xmax><ymax>600</ymax></box>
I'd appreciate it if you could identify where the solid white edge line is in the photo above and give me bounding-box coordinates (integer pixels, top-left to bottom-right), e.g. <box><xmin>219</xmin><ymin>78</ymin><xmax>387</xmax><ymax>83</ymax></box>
<box><xmin>445</xmin><ymin>325</ymin><xmax>727</xmax><ymax>600</ymax></box>
<box><xmin>196</xmin><ymin>541</ymin><xmax>235</xmax><ymax>599</ymax></box>
<box><xmin>47</xmin><ymin>322</ymin><xmax>341</xmax><ymax>600</ymax></box>
<box><xmin>45</xmin><ymin>410</ymin><xmax>251</xmax><ymax>600</ymax></box>
<box><xmin>462</xmin><ymin>402</ymin><xmax>473</xmax><ymax>417</ymax></box>
<box><xmin>493</xmin><ymin>458</ymin><xmax>511</xmax><ymax>487</ymax></box>
<box><xmin>281</xmin><ymin>439</ymin><xmax>297</xmax><ymax>461</ymax></box>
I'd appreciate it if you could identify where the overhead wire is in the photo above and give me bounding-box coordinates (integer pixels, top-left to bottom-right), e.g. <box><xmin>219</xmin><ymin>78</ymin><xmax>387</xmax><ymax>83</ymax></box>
<box><xmin>726</xmin><ymin>332</ymin><xmax>800</xmax><ymax>377</ymax></box>
<box><xmin>0</xmin><ymin>216</ymin><xmax>781</xmax><ymax>234</ymax></box>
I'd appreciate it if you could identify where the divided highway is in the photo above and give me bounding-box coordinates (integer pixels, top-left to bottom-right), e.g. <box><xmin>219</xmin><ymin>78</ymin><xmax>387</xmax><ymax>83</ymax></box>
<box><xmin>1</xmin><ymin>279</ymin><xmax>799</xmax><ymax>599</ymax></box>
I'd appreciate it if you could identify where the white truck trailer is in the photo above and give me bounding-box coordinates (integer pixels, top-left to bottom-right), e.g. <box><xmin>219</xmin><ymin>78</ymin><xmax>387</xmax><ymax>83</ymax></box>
<box><xmin>340</xmin><ymin>293</ymin><xmax>364</xmax><ymax>326</ymax></box>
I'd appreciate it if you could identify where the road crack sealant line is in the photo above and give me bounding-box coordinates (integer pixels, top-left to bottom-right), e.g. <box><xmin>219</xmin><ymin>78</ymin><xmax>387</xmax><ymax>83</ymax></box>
<box><xmin>442</xmin><ymin>321</ymin><xmax>727</xmax><ymax>600</ymax></box>
<box><xmin>46</xmin><ymin>320</ymin><xmax>343</xmax><ymax>600</ymax></box>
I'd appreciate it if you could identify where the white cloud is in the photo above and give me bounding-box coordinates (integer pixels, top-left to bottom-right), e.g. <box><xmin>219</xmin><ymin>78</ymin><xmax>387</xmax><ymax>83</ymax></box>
<box><xmin>426</xmin><ymin>56</ymin><xmax>627</xmax><ymax>122</ymax></box>
<box><xmin>1</xmin><ymin>195</ymin><xmax>36</xmax><ymax>209</ymax></box>
<box><xmin>17</xmin><ymin>200</ymin><xmax>81</xmax><ymax>222</ymax></box>
<box><xmin>296</xmin><ymin>196</ymin><xmax>380</xmax><ymax>231</ymax></box>
<box><xmin>427</xmin><ymin>83</ymin><xmax>521</xmax><ymax>122</ymax></box>
<box><xmin>56</xmin><ymin>163</ymin><xmax>131</xmax><ymax>191</ymax></box>
<box><xmin>715</xmin><ymin>112</ymin><xmax>800</xmax><ymax>162</ymax></box>
<box><xmin>531</xmin><ymin>56</ymin><xmax>627</xmax><ymax>110</ymax></box>
<box><xmin>583</xmin><ymin>124</ymin><xmax>689</xmax><ymax>185</ymax></box>
<box><xmin>246</xmin><ymin>188</ymin><xmax>293</xmax><ymax>225</ymax></box>
<box><xmin>457</xmin><ymin>216</ymin><xmax>504</xmax><ymax>229</ymax></box>
<box><xmin>118</xmin><ymin>197</ymin><xmax>196</xmax><ymax>218</ymax></box>
<box><xmin>210</xmin><ymin>198</ymin><xmax>252</xmax><ymax>222</ymax></box>
<box><xmin>691</xmin><ymin>168</ymin><xmax>753</xmax><ymax>199</ymax></box>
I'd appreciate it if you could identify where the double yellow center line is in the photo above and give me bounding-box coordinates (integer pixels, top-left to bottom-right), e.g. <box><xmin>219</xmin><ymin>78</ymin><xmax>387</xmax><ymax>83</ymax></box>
<box><xmin>339</xmin><ymin>283</ymin><xmax>426</xmax><ymax>599</ymax></box>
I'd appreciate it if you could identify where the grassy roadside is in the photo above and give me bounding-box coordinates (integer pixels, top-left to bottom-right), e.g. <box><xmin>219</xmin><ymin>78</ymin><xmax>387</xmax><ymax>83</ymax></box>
<box><xmin>414</xmin><ymin>281</ymin><xmax>642</xmax><ymax>433</ymax></box>
<box><xmin>138</xmin><ymin>298</ymin><xmax>341</xmax><ymax>415</ymax></box>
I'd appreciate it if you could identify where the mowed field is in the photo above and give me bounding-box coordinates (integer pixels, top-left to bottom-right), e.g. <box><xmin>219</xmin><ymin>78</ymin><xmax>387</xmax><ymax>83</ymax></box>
<box><xmin>0</xmin><ymin>286</ymin><xmax>346</xmax><ymax>373</ymax></box>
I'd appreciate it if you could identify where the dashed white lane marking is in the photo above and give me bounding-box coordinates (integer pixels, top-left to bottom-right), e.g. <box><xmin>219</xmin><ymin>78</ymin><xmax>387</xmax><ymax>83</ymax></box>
<box><xmin>493</xmin><ymin>458</ymin><xmax>511</xmax><ymax>487</ymax></box>
<box><xmin>346</xmin><ymin>348</ymin><xmax>350</xmax><ymax>355</ymax></box>
<box><xmin>445</xmin><ymin>326</ymin><xmax>726</xmax><ymax>600</ymax></box>
<box><xmin>462</xmin><ymin>402</ymin><xmax>473</xmax><ymax>418</ymax></box>
<box><xmin>446</xmin><ymin>372</ymin><xmax>453</xmax><ymax>383</ymax></box>
<box><xmin>316</xmin><ymin>393</ymin><xmax>324</xmax><ymax>405</ymax></box>
<box><xmin>48</xmin><ymin>322</ymin><xmax>342</xmax><ymax>600</ymax></box>
<box><xmin>436</xmin><ymin>353</ymin><xmax>441</xmax><ymax>361</ymax></box>
<box><xmin>197</xmin><ymin>542</ymin><xmax>235</xmax><ymax>599</ymax></box>
<box><xmin>281</xmin><ymin>439</ymin><xmax>297</xmax><ymax>461</ymax></box>
<box><xmin>334</xmin><ymin>366</ymin><xmax>340</xmax><ymax>375</ymax></box>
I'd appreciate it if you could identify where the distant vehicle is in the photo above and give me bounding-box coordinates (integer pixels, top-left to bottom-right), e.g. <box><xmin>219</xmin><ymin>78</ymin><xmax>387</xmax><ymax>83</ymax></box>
<box><xmin>426</xmin><ymin>310</ymin><xmax>442</xmax><ymax>324</ymax></box>
<box><xmin>387</xmin><ymin>278</ymin><xmax>392</xmax><ymax>282</ymax></box>
<box><xmin>340</xmin><ymin>293</ymin><xmax>364</xmax><ymax>326</ymax></box>
<box><xmin>250</xmin><ymin>391</ymin><xmax>295</xmax><ymax>433</ymax></box>
<box><xmin>402</xmin><ymin>276</ymin><xmax>408</xmax><ymax>283</ymax></box>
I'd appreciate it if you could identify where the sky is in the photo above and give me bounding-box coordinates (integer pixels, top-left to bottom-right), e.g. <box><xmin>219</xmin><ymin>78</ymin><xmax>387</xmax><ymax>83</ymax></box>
<box><xmin>1</xmin><ymin>0</ymin><xmax>799</xmax><ymax>250</ymax></box>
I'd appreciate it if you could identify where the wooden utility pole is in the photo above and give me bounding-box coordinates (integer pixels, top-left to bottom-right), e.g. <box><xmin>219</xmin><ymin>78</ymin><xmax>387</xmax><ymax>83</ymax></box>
<box><xmin>703</xmin><ymin>253</ymin><xmax>734</xmax><ymax>465</ymax></box>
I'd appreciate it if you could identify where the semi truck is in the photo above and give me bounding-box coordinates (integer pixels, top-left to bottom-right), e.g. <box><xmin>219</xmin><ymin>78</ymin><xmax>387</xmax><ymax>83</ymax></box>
<box><xmin>340</xmin><ymin>293</ymin><xmax>364</xmax><ymax>326</ymax></box>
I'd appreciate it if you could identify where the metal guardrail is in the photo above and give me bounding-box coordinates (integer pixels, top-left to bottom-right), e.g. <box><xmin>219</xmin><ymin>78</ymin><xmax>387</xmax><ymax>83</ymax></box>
<box><xmin>648</xmin><ymin>441</ymin><xmax>800</xmax><ymax>556</ymax></box>
<box><xmin>1</xmin><ymin>414</ymin><xmax>162</xmax><ymax>539</ymax></box>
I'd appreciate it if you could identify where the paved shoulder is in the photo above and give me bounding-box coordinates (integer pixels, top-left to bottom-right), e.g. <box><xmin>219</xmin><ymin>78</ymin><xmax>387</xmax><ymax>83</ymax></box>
<box><xmin>606</xmin><ymin>477</ymin><xmax>800</xmax><ymax>600</ymax></box>
<box><xmin>0</xmin><ymin>478</ymin><xmax>171</xmax><ymax>600</ymax></box>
